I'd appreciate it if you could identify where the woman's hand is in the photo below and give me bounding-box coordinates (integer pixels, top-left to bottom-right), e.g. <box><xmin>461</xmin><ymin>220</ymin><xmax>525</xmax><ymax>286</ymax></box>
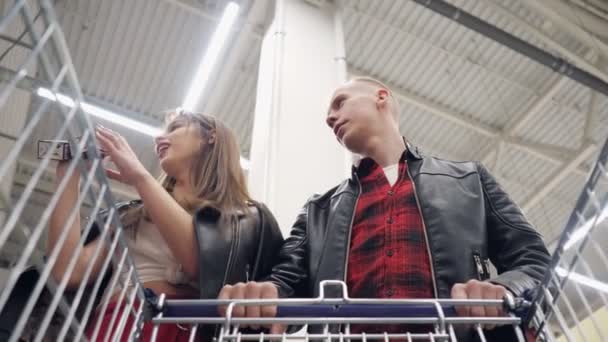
<box><xmin>95</xmin><ymin>126</ymin><xmax>150</xmax><ymax>187</ymax></box>
<box><xmin>55</xmin><ymin>160</ymin><xmax>74</xmax><ymax>180</ymax></box>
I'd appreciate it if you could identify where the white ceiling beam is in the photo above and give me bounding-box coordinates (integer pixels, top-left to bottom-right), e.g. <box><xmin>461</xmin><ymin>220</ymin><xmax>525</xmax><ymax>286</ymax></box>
<box><xmin>569</xmin><ymin>0</ymin><xmax>608</xmax><ymax>22</ymax></box>
<box><xmin>501</xmin><ymin>138</ymin><xmax>599</xmax><ymax>179</ymax></box>
<box><xmin>349</xmin><ymin>68</ymin><xmax>500</xmax><ymax>138</ymax></box>
<box><xmin>481</xmin><ymin>76</ymin><xmax>568</xmax><ymax>165</ymax></box>
<box><xmin>14</xmin><ymin>159</ymin><xmax>138</xmax><ymax>202</ymax></box>
<box><xmin>505</xmin><ymin>77</ymin><xmax>567</xmax><ymax>133</ymax></box>
<box><xmin>522</xmin><ymin>142</ymin><xmax>597</xmax><ymax>211</ymax></box>
<box><xmin>502</xmin><ymin>138</ymin><xmax>592</xmax><ymax>178</ymax></box>
<box><xmin>584</xmin><ymin>91</ymin><xmax>599</xmax><ymax>142</ymax></box>
<box><xmin>162</xmin><ymin>0</ymin><xmax>216</xmax><ymax>21</ymax></box>
<box><xmin>347</xmin><ymin>7</ymin><xmax>541</xmax><ymax>96</ymax></box>
<box><xmin>0</xmin><ymin>65</ymin><xmax>161</xmax><ymax>127</ymax></box>
<box><xmin>485</xmin><ymin>0</ymin><xmax>608</xmax><ymax>84</ymax></box>
<box><xmin>350</xmin><ymin>68</ymin><xmax>594</xmax><ymax>179</ymax></box>
<box><xmin>393</xmin><ymin>89</ymin><xmax>499</xmax><ymax>137</ymax></box>
<box><xmin>161</xmin><ymin>0</ymin><xmax>263</xmax><ymax>39</ymax></box>
<box><xmin>521</xmin><ymin>0</ymin><xmax>608</xmax><ymax>64</ymax></box>
<box><xmin>504</xmin><ymin>137</ymin><xmax>577</xmax><ymax>161</ymax></box>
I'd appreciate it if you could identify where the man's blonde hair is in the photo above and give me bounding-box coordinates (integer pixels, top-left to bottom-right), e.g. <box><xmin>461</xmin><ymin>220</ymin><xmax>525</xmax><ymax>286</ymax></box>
<box><xmin>350</xmin><ymin>76</ymin><xmax>401</xmax><ymax>117</ymax></box>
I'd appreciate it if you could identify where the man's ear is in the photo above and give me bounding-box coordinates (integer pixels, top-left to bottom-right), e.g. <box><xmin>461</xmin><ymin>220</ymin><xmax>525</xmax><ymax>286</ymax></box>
<box><xmin>377</xmin><ymin>89</ymin><xmax>390</xmax><ymax>111</ymax></box>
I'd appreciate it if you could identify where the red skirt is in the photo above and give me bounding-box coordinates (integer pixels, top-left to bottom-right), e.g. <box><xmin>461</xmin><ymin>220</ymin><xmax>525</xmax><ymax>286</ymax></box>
<box><xmin>86</xmin><ymin>296</ymin><xmax>198</xmax><ymax>342</ymax></box>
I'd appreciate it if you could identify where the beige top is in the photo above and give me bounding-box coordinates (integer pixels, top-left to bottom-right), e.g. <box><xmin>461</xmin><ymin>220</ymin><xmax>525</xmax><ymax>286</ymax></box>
<box><xmin>101</xmin><ymin>219</ymin><xmax>195</xmax><ymax>303</ymax></box>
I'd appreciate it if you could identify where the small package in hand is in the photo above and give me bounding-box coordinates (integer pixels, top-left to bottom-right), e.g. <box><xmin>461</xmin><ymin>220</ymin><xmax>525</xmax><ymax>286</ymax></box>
<box><xmin>37</xmin><ymin>139</ymin><xmax>104</xmax><ymax>161</ymax></box>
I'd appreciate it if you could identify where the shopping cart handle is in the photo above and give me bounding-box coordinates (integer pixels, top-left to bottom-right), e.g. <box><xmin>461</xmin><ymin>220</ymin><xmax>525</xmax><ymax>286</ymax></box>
<box><xmin>162</xmin><ymin>303</ymin><xmax>458</xmax><ymax>318</ymax></box>
<box><xmin>277</xmin><ymin>304</ymin><xmax>458</xmax><ymax>317</ymax></box>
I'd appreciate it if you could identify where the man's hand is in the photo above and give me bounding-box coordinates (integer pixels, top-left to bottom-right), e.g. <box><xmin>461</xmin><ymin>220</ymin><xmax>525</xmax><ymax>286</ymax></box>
<box><xmin>217</xmin><ymin>281</ymin><xmax>286</xmax><ymax>334</ymax></box>
<box><xmin>451</xmin><ymin>279</ymin><xmax>509</xmax><ymax>330</ymax></box>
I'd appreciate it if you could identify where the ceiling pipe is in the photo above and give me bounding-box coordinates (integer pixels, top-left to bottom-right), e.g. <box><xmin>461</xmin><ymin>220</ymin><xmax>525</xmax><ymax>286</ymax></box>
<box><xmin>412</xmin><ymin>0</ymin><xmax>608</xmax><ymax>97</ymax></box>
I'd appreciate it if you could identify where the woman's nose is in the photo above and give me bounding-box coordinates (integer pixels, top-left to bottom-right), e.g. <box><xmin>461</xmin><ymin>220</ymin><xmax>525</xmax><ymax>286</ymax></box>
<box><xmin>154</xmin><ymin>134</ymin><xmax>166</xmax><ymax>145</ymax></box>
<box><xmin>154</xmin><ymin>133</ymin><xmax>166</xmax><ymax>144</ymax></box>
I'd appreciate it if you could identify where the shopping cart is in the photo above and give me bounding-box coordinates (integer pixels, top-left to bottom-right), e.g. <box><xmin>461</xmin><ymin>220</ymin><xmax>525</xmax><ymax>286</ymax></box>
<box><xmin>145</xmin><ymin>279</ymin><xmax>529</xmax><ymax>341</ymax></box>
<box><xmin>525</xmin><ymin>127</ymin><xmax>608</xmax><ymax>340</ymax></box>
<box><xmin>1</xmin><ymin>0</ymin><xmax>608</xmax><ymax>341</ymax></box>
<box><xmin>0</xmin><ymin>0</ymin><xmax>145</xmax><ymax>341</ymax></box>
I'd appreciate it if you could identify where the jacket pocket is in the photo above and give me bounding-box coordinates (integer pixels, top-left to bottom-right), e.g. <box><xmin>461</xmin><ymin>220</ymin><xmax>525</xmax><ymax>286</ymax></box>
<box><xmin>473</xmin><ymin>252</ymin><xmax>490</xmax><ymax>280</ymax></box>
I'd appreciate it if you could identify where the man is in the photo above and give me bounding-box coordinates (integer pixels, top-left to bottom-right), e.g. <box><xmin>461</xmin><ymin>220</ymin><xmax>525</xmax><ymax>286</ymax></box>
<box><xmin>219</xmin><ymin>77</ymin><xmax>551</xmax><ymax>340</ymax></box>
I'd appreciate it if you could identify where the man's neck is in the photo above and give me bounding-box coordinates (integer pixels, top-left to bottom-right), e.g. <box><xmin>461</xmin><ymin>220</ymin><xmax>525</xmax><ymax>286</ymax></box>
<box><xmin>364</xmin><ymin>130</ymin><xmax>406</xmax><ymax>167</ymax></box>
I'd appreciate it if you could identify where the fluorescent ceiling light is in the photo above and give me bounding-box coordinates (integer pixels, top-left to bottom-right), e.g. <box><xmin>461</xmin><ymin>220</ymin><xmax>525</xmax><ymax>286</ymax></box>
<box><xmin>36</xmin><ymin>87</ymin><xmax>250</xmax><ymax>170</ymax></box>
<box><xmin>37</xmin><ymin>87</ymin><xmax>162</xmax><ymax>136</ymax></box>
<box><xmin>182</xmin><ymin>2</ymin><xmax>240</xmax><ymax>111</ymax></box>
<box><xmin>563</xmin><ymin>206</ymin><xmax>608</xmax><ymax>250</ymax></box>
<box><xmin>555</xmin><ymin>266</ymin><xmax>608</xmax><ymax>294</ymax></box>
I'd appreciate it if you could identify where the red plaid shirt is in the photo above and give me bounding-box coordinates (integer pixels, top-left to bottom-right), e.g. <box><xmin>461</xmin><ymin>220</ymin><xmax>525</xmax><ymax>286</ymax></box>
<box><xmin>346</xmin><ymin>155</ymin><xmax>434</xmax><ymax>334</ymax></box>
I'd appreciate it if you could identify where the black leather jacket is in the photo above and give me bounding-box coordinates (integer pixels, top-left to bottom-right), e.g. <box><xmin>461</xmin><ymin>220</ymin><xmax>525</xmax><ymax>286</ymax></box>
<box><xmin>99</xmin><ymin>199</ymin><xmax>284</xmax><ymax>299</ymax></box>
<box><xmin>268</xmin><ymin>144</ymin><xmax>550</xmax><ymax>339</ymax></box>
<box><xmin>101</xmin><ymin>200</ymin><xmax>284</xmax><ymax>339</ymax></box>
<box><xmin>192</xmin><ymin>201</ymin><xmax>284</xmax><ymax>299</ymax></box>
<box><xmin>192</xmin><ymin>201</ymin><xmax>285</xmax><ymax>340</ymax></box>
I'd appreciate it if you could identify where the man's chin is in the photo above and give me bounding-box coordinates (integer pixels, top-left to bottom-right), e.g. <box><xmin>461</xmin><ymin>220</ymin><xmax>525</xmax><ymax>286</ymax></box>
<box><xmin>341</xmin><ymin>136</ymin><xmax>364</xmax><ymax>155</ymax></box>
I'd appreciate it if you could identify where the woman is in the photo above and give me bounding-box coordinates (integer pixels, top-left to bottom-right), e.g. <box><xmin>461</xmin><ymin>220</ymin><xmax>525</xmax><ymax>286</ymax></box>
<box><xmin>47</xmin><ymin>110</ymin><xmax>283</xmax><ymax>341</ymax></box>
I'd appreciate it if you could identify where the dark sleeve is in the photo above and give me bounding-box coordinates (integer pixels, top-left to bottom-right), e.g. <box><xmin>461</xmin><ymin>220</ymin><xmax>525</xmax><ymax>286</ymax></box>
<box><xmin>250</xmin><ymin>202</ymin><xmax>284</xmax><ymax>281</ymax></box>
<box><xmin>84</xmin><ymin>207</ymin><xmax>112</xmax><ymax>245</ymax></box>
<box><xmin>192</xmin><ymin>206</ymin><xmax>224</xmax><ymax>298</ymax></box>
<box><xmin>477</xmin><ymin>162</ymin><xmax>551</xmax><ymax>297</ymax></box>
<box><xmin>84</xmin><ymin>199</ymin><xmax>141</xmax><ymax>245</ymax></box>
<box><xmin>265</xmin><ymin>202</ymin><xmax>310</xmax><ymax>298</ymax></box>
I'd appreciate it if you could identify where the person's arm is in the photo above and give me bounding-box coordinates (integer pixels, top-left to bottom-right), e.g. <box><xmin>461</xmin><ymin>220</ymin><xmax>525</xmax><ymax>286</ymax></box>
<box><xmin>218</xmin><ymin>200</ymin><xmax>310</xmax><ymax>299</ymax></box>
<box><xmin>217</xmin><ymin>199</ymin><xmax>312</xmax><ymax>333</ymax></box>
<box><xmin>265</xmin><ymin>203</ymin><xmax>309</xmax><ymax>298</ymax></box>
<box><xmin>47</xmin><ymin>162</ymin><xmax>107</xmax><ymax>288</ymax></box>
<box><xmin>450</xmin><ymin>163</ymin><xmax>551</xmax><ymax>326</ymax></box>
<box><xmin>250</xmin><ymin>202</ymin><xmax>285</xmax><ymax>281</ymax></box>
<box><xmin>477</xmin><ymin>162</ymin><xmax>551</xmax><ymax>296</ymax></box>
<box><xmin>133</xmin><ymin>173</ymin><xmax>199</xmax><ymax>278</ymax></box>
<box><xmin>95</xmin><ymin>126</ymin><xmax>199</xmax><ymax>279</ymax></box>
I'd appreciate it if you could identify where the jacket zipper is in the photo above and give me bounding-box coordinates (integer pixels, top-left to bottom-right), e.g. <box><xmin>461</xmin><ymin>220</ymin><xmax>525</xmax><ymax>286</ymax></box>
<box><xmin>407</xmin><ymin>164</ymin><xmax>439</xmax><ymax>298</ymax></box>
<box><xmin>473</xmin><ymin>252</ymin><xmax>485</xmax><ymax>280</ymax></box>
<box><xmin>483</xmin><ymin>258</ymin><xmax>492</xmax><ymax>279</ymax></box>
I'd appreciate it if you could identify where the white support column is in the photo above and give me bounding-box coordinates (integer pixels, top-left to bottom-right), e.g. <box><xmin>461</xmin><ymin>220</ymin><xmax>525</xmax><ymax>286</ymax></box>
<box><xmin>248</xmin><ymin>0</ymin><xmax>350</xmax><ymax>233</ymax></box>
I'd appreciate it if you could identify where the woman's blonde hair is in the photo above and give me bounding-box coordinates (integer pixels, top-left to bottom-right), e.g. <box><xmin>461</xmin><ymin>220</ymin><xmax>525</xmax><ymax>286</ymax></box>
<box><xmin>158</xmin><ymin>110</ymin><xmax>251</xmax><ymax>213</ymax></box>
<box><xmin>123</xmin><ymin>110</ymin><xmax>251</xmax><ymax>231</ymax></box>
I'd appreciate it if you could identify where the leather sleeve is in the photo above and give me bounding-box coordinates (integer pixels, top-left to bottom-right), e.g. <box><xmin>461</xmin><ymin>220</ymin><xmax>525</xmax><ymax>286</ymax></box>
<box><xmin>193</xmin><ymin>206</ymin><xmax>228</xmax><ymax>299</ymax></box>
<box><xmin>192</xmin><ymin>203</ymin><xmax>285</xmax><ymax>299</ymax></box>
<box><xmin>250</xmin><ymin>202</ymin><xmax>285</xmax><ymax>281</ymax></box>
<box><xmin>477</xmin><ymin>162</ymin><xmax>551</xmax><ymax>297</ymax></box>
<box><xmin>266</xmin><ymin>201</ymin><xmax>310</xmax><ymax>298</ymax></box>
